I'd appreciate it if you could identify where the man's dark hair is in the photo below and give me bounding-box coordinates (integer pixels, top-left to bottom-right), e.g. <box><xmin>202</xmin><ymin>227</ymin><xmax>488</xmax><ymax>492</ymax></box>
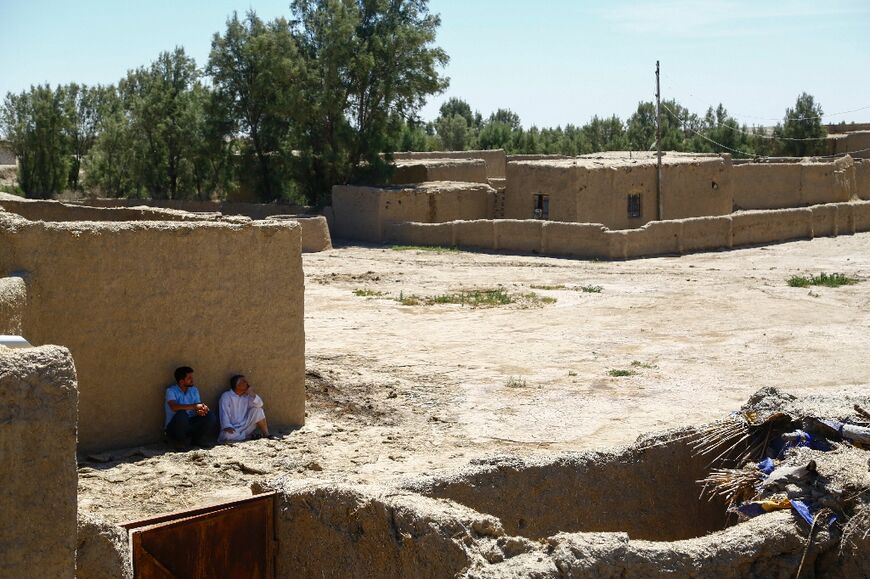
<box><xmin>174</xmin><ymin>366</ymin><xmax>194</xmax><ymax>382</ymax></box>
<box><xmin>229</xmin><ymin>374</ymin><xmax>245</xmax><ymax>391</ymax></box>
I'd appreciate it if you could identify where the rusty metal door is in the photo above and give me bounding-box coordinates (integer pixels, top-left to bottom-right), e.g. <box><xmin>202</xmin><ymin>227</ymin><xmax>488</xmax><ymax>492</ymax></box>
<box><xmin>125</xmin><ymin>493</ymin><xmax>276</xmax><ymax>579</ymax></box>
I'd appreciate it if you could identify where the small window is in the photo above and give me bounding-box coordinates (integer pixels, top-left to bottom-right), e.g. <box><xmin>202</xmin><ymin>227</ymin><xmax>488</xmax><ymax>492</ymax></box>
<box><xmin>627</xmin><ymin>194</ymin><xmax>642</xmax><ymax>219</ymax></box>
<box><xmin>533</xmin><ymin>194</ymin><xmax>549</xmax><ymax>220</ymax></box>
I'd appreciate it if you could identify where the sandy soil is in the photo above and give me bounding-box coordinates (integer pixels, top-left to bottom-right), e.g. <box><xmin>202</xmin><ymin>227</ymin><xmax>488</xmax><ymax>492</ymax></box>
<box><xmin>78</xmin><ymin>234</ymin><xmax>870</xmax><ymax>523</ymax></box>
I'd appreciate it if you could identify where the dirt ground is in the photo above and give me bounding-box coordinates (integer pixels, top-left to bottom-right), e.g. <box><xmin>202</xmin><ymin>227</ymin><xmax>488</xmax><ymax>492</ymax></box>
<box><xmin>77</xmin><ymin>234</ymin><xmax>870</xmax><ymax>523</ymax></box>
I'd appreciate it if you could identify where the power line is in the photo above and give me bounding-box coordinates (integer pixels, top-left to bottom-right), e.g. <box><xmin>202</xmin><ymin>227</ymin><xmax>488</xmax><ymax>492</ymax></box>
<box><xmin>659</xmin><ymin>71</ymin><xmax>870</xmax><ymax>123</ymax></box>
<box><xmin>663</xmin><ymin>103</ymin><xmax>870</xmax><ymax>159</ymax></box>
<box><xmin>661</xmin><ymin>103</ymin><xmax>756</xmax><ymax>158</ymax></box>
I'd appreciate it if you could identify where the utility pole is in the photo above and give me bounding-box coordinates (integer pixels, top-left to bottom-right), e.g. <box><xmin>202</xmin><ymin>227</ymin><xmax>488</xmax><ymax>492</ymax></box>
<box><xmin>655</xmin><ymin>60</ymin><xmax>663</xmax><ymax>221</ymax></box>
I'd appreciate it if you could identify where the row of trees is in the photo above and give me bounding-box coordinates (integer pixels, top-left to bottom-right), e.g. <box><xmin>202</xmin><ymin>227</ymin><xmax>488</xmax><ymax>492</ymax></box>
<box><xmin>1</xmin><ymin>0</ymin><xmax>448</xmax><ymax>202</ymax></box>
<box><xmin>0</xmin><ymin>0</ymin><xmax>829</xmax><ymax>202</ymax></box>
<box><xmin>403</xmin><ymin>93</ymin><xmax>827</xmax><ymax>158</ymax></box>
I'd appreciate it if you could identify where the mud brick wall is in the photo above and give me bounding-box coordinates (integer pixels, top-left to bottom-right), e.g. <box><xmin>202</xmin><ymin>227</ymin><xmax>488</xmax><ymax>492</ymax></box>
<box><xmin>0</xmin><ymin>345</ymin><xmax>78</xmax><ymax>578</ymax></box>
<box><xmin>0</xmin><ymin>212</ymin><xmax>305</xmax><ymax>452</ymax></box>
<box><xmin>382</xmin><ymin>201</ymin><xmax>870</xmax><ymax>259</ymax></box>
<box><xmin>393</xmin><ymin>149</ymin><xmax>507</xmax><ymax>179</ymax></box>
<box><xmin>391</xmin><ymin>159</ymin><xmax>488</xmax><ymax>184</ymax></box>
<box><xmin>332</xmin><ymin>182</ymin><xmax>494</xmax><ymax>243</ymax></box>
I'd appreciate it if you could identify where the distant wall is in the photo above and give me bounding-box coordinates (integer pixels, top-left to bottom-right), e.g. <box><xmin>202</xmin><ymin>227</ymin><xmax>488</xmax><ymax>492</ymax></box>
<box><xmin>0</xmin><ymin>141</ymin><xmax>14</xmax><ymax>165</ymax></box>
<box><xmin>393</xmin><ymin>149</ymin><xmax>507</xmax><ymax>179</ymax></box>
<box><xmin>0</xmin><ymin>345</ymin><xmax>78</xmax><ymax>578</ymax></box>
<box><xmin>265</xmin><ymin>215</ymin><xmax>333</xmax><ymax>252</ymax></box>
<box><xmin>0</xmin><ymin>213</ymin><xmax>305</xmax><ymax>452</ymax></box>
<box><xmin>733</xmin><ymin>158</ymin><xmax>856</xmax><ymax>210</ymax></box>
<box><xmin>382</xmin><ymin>201</ymin><xmax>870</xmax><ymax>259</ymax></box>
<box><xmin>391</xmin><ymin>159</ymin><xmax>488</xmax><ymax>185</ymax></box>
<box><xmin>69</xmin><ymin>198</ymin><xmax>309</xmax><ymax>220</ymax></box>
<box><xmin>830</xmin><ymin>131</ymin><xmax>870</xmax><ymax>160</ymax></box>
<box><xmin>856</xmin><ymin>160</ymin><xmax>870</xmax><ymax>201</ymax></box>
<box><xmin>505</xmin><ymin>158</ymin><xmax>730</xmax><ymax>229</ymax></box>
<box><xmin>332</xmin><ymin>183</ymin><xmax>494</xmax><ymax>242</ymax></box>
<box><xmin>0</xmin><ymin>195</ymin><xmax>215</xmax><ymax>222</ymax></box>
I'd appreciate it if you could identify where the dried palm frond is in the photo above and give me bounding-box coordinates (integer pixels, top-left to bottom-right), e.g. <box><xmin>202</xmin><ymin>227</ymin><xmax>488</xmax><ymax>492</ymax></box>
<box><xmin>689</xmin><ymin>412</ymin><xmax>792</xmax><ymax>468</ymax></box>
<box><xmin>698</xmin><ymin>466</ymin><xmax>764</xmax><ymax>508</ymax></box>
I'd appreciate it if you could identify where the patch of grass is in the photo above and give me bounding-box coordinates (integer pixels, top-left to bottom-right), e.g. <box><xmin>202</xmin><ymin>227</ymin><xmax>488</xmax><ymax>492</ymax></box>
<box><xmin>391</xmin><ymin>245</ymin><xmax>460</xmax><ymax>253</ymax></box>
<box><xmin>0</xmin><ymin>184</ymin><xmax>24</xmax><ymax>197</ymax></box>
<box><xmin>393</xmin><ymin>288</ymin><xmax>555</xmax><ymax>309</ymax></box>
<box><xmin>397</xmin><ymin>291</ymin><xmax>421</xmax><ymax>306</ymax></box>
<box><xmin>608</xmin><ymin>369</ymin><xmax>636</xmax><ymax>378</ymax></box>
<box><xmin>787</xmin><ymin>272</ymin><xmax>859</xmax><ymax>288</ymax></box>
<box><xmin>577</xmin><ymin>285</ymin><xmax>603</xmax><ymax>293</ymax></box>
<box><xmin>530</xmin><ymin>284</ymin><xmax>566</xmax><ymax>290</ymax></box>
<box><xmin>519</xmin><ymin>292</ymin><xmax>557</xmax><ymax>305</ymax></box>
<box><xmin>505</xmin><ymin>376</ymin><xmax>527</xmax><ymax>388</ymax></box>
<box><xmin>353</xmin><ymin>288</ymin><xmax>387</xmax><ymax>298</ymax></box>
<box><xmin>630</xmin><ymin>360</ymin><xmax>657</xmax><ymax>369</ymax></box>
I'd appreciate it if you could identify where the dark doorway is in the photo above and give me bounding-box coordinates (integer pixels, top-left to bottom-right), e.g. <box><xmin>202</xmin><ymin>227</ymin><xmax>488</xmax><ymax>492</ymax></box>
<box><xmin>533</xmin><ymin>194</ymin><xmax>550</xmax><ymax>220</ymax></box>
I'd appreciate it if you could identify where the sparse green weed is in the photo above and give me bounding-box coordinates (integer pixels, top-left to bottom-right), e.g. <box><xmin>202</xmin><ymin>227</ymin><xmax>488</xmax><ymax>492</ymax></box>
<box><xmin>578</xmin><ymin>285</ymin><xmax>603</xmax><ymax>293</ymax></box>
<box><xmin>353</xmin><ymin>288</ymin><xmax>386</xmax><ymax>298</ymax></box>
<box><xmin>630</xmin><ymin>360</ymin><xmax>657</xmax><ymax>369</ymax></box>
<box><xmin>608</xmin><ymin>369</ymin><xmax>636</xmax><ymax>377</ymax></box>
<box><xmin>530</xmin><ymin>284</ymin><xmax>566</xmax><ymax>290</ymax></box>
<box><xmin>506</xmin><ymin>376</ymin><xmax>527</xmax><ymax>388</ymax></box>
<box><xmin>787</xmin><ymin>273</ymin><xmax>858</xmax><ymax>288</ymax></box>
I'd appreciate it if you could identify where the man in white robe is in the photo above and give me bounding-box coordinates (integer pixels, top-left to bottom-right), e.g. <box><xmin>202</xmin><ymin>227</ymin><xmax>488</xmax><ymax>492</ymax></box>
<box><xmin>218</xmin><ymin>375</ymin><xmax>270</xmax><ymax>442</ymax></box>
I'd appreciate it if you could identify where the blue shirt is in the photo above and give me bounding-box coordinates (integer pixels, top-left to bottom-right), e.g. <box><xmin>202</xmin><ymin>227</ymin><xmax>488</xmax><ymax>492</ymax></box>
<box><xmin>164</xmin><ymin>384</ymin><xmax>202</xmax><ymax>428</ymax></box>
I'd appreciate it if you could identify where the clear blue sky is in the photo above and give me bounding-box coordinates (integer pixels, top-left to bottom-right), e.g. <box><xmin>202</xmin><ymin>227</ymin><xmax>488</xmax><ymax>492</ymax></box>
<box><xmin>2</xmin><ymin>0</ymin><xmax>869</xmax><ymax>127</ymax></box>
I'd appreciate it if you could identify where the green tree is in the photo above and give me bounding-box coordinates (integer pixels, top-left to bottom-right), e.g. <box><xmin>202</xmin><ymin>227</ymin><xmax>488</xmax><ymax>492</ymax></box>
<box><xmin>778</xmin><ymin>93</ymin><xmax>826</xmax><ymax>157</ymax></box>
<box><xmin>59</xmin><ymin>83</ymin><xmax>103</xmax><ymax>190</ymax></box>
<box><xmin>84</xmin><ymin>87</ymin><xmax>141</xmax><ymax>197</ymax></box>
<box><xmin>435</xmin><ymin>113</ymin><xmax>469</xmax><ymax>150</ymax></box>
<box><xmin>437</xmin><ymin>97</ymin><xmax>481</xmax><ymax>129</ymax></box>
<box><xmin>120</xmin><ymin>47</ymin><xmax>206</xmax><ymax>199</ymax></box>
<box><xmin>0</xmin><ymin>85</ymin><xmax>69</xmax><ymax>198</ymax></box>
<box><xmin>478</xmin><ymin>108</ymin><xmax>521</xmax><ymax>151</ymax></box>
<box><xmin>208</xmin><ymin>12</ymin><xmax>301</xmax><ymax>201</ymax></box>
<box><xmin>626</xmin><ymin>101</ymin><xmax>657</xmax><ymax>151</ymax></box>
<box><xmin>292</xmin><ymin>0</ymin><xmax>449</xmax><ymax>204</ymax></box>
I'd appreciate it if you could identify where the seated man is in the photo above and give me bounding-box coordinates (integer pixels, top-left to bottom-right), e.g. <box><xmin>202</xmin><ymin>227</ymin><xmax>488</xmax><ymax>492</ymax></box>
<box><xmin>165</xmin><ymin>366</ymin><xmax>219</xmax><ymax>448</ymax></box>
<box><xmin>218</xmin><ymin>374</ymin><xmax>270</xmax><ymax>442</ymax></box>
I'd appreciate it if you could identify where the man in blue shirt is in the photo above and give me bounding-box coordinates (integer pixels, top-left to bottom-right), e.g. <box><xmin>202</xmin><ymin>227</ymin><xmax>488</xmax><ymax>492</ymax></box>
<box><xmin>165</xmin><ymin>366</ymin><xmax>219</xmax><ymax>448</ymax></box>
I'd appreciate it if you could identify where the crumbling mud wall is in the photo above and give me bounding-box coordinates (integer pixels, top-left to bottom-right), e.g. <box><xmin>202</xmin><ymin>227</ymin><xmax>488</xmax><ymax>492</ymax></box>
<box><xmin>76</xmin><ymin>515</ymin><xmax>133</xmax><ymax>579</ymax></box>
<box><xmin>0</xmin><ymin>345</ymin><xmax>78</xmax><ymax>579</ymax></box>
<box><xmin>332</xmin><ymin>182</ymin><xmax>495</xmax><ymax>242</ymax></box>
<box><xmin>270</xmin><ymin>482</ymin><xmax>503</xmax><ymax>579</ymax></box>
<box><xmin>391</xmin><ymin>159</ymin><xmax>488</xmax><ymax>185</ymax></box>
<box><xmin>505</xmin><ymin>156</ymin><xmax>731</xmax><ymax>229</ymax></box>
<box><xmin>393</xmin><ymin>149</ymin><xmax>507</xmax><ymax>179</ymax></box>
<box><xmin>382</xmin><ymin>200</ymin><xmax>870</xmax><ymax>259</ymax></box>
<box><xmin>262</xmin><ymin>393</ymin><xmax>869</xmax><ymax>578</ymax></box>
<box><xmin>0</xmin><ymin>212</ymin><xmax>305</xmax><ymax>451</ymax></box>
<box><xmin>406</xmin><ymin>432</ymin><xmax>728</xmax><ymax>542</ymax></box>
<box><xmin>0</xmin><ymin>274</ymin><xmax>26</xmax><ymax>334</ymax></box>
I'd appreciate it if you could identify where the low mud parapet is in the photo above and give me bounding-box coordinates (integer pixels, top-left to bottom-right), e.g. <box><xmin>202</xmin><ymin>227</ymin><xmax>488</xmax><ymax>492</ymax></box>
<box><xmin>382</xmin><ymin>200</ymin><xmax>870</xmax><ymax>259</ymax></box>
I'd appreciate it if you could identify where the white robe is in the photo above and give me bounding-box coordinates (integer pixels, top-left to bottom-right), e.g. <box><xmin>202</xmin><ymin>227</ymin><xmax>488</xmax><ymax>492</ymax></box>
<box><xmin>218</xmin><ymin>390</ymin><xmax>266</xmax><ymax>442</ymax></box>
